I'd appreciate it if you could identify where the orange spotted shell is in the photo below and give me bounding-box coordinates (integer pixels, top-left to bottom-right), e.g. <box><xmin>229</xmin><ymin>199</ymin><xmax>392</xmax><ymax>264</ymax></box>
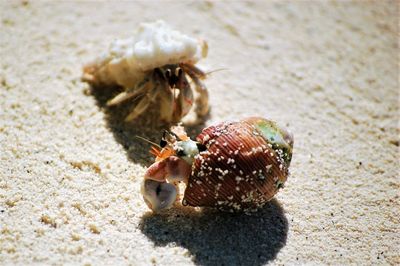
<box><xmin>182</xmin><ymin>117</ymin><xmax>293</xmax><ymax>212</ymax></box>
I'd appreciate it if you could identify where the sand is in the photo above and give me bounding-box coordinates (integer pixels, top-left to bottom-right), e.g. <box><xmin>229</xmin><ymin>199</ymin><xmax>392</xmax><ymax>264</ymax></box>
<box><xmin>0</xmin><ymin>1</ymin><xmax>399</xmax><ymax>265</ymax></box>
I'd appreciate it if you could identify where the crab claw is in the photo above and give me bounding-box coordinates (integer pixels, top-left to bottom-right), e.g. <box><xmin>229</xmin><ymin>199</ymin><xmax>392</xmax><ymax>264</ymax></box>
<box><xmin>141</xmin><ymin>179</ymin><xmax>177</xmax><ymax>212</ymax></box>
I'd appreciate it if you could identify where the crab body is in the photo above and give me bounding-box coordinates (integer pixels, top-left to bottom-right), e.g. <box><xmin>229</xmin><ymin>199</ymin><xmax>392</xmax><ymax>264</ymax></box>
<box><xmin>82</xmin><ymin>20</ymin><xmax>209</xmax><ymax>123</ymax></box>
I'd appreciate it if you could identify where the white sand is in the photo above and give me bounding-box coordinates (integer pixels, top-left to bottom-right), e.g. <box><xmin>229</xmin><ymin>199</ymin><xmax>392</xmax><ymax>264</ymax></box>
<box><xmin>0</xmin><ymin>1</ymin><xmax>399</xmax><ymax>265</ymax></box>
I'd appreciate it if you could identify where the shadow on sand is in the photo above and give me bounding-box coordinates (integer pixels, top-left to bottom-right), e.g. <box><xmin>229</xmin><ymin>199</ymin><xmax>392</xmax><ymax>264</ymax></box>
<box><xmin>89</xmin><ymin>84</ymin><xmax>208</xmax><ymax>166</ymax></box>
<box><xmin>139</xmin><ymin>199</ymin><xmax>288</xmax><ymax>266</ymax></box>
<box><xmin>89</xmin><ymin>84</ymin><xmax>288</xmax><ymax>265</ymax></box>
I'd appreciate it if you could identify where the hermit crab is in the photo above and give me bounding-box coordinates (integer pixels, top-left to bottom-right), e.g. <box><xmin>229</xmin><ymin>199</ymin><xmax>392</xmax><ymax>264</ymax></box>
<box><xmin>82</xmin><ymin>20</ymin><xmax>209</xmax><ymax>123</ymax></box>
<box><xmin>141</xmin><ymin>117</ymin><xmax>294</xmax><ymax>213</ymax></box>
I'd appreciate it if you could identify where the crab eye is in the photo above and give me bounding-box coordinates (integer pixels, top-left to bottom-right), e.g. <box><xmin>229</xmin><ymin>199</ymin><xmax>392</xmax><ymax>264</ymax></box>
<box><xmin>176</xmin><ymin>67</ymin><xmax>183</xmax><ymax>77</ymax></box>
<box><xmin>165</xmin><ymin>69</ymin><xmax>171</xmax><ymax>79</ymax></box>
<box><xmin>160</xmin><ymin>139</ymin><xmax>167</xmax><ymax>148</ymax></box>
<box><xmin>176</xmin><ymin>149</ymin><xmax>185</xmax><ymax>157</ymax></box>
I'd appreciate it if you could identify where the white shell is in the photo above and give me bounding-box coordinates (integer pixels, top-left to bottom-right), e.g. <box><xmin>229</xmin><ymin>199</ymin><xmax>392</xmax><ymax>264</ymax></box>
<box><xmin>87</xmin><ymin>20</ymin><xmax>206</xmax><ymax>88</ymax></box>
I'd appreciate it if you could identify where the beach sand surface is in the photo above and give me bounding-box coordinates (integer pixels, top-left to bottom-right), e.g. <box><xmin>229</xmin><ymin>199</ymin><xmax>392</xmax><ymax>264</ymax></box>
<box><xmin>1</xmin><ymin>1</ymin><xmax>399</xmax><ymax>265</ymax></box>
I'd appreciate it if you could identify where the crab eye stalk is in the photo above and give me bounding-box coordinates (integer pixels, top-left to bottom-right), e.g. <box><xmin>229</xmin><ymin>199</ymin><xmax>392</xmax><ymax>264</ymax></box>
<box><xmin>168</xmin><ymin>130</ymin><xmax>180</xmax><ymax>141</ymax></box>
<box><xmin>169</xmin><ymin>73</ymin><xmax>180</xmax><ymax>88</ymax></box>
<box><xmin>176</xmin><ymin>67</ymin><xmax>183</xmax><ymax>77</ymax></box>
<box><xmin>162</xmin><ymin>129</ymin><xmax>180</xmax><ymax>143</ymax></box>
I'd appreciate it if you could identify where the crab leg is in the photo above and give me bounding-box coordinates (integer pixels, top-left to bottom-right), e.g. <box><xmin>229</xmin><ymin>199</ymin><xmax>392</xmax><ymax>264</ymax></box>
<box><xmin>123</xmin><ymin>72</ymin><xmax>165</xmax><ymax>121</ymax></box>
<box><xmin>187</xmin><ymin>72</ymin><xmax>209</xmax><ymax>117</ymax></box>
<box><xmin>157</xmin><ymin>73</ymin><xmax>175</xmax><ymax>123</ymax></box>
<box><xmin>174</xmin><ymin>69</ymin><xmax>194</xmax><ymax>122</ymax></box>
<box><xmin>180</xmin><ymin>63</ymin><xmax>209</xmax><ymax>117</ymax></box>
<box><xmin>124</xmin><ymin>82</ymin><xmax>160</xmax><ymax>121</ymax></box>
<box><xmin>144</xmin><ymin>156</ymin><xmax>192</xmax><ymax>183</ymax></box>
<box><xmin>107</xmin><ymin>78</ymin><xmax>150</xmax><ymax>106</ymax></box>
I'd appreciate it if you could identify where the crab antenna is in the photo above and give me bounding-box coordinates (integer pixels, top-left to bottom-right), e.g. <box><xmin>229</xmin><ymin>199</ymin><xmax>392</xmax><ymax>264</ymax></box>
<box><xmin>204</xmin><ymin>68</ymin><xmax>228</xmax><ymax>76</ymax></box>
<box><xmin>135</xmin><ymin>135</ymin><xmax>161</xmax><ymax>148</ymax></box>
